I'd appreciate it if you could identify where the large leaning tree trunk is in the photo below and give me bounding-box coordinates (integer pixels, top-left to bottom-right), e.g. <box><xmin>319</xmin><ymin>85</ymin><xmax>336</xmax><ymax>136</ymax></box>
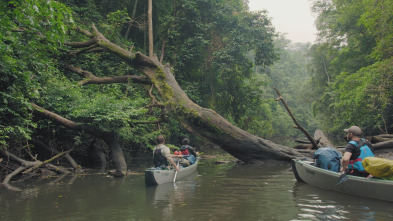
<box><xmin>67</xmin><ymin>25</ymin><xmax>302</xmax><ymax>162</ymax></box>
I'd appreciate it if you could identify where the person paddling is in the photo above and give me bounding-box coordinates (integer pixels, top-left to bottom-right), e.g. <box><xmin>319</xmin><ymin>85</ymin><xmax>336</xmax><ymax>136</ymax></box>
<box><xmin>341</xmin><ymin>126</ymin><xmax>375</xmax><ymax>177</ymax></box>
<box><xmin>153</xmin><ymin>135</ymin><xmax>181</xmax><ymax>171</ymax></box>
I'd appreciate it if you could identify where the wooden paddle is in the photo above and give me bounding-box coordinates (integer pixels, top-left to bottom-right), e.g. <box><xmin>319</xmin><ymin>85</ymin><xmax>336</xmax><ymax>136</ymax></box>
<box><xmin>173</xmin><ymin>160</ymin><xmax>180</xmax><ymax>183</ymax></box>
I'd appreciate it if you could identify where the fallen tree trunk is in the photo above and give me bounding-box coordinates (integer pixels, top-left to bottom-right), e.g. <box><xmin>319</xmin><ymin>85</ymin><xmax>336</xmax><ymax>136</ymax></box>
<box><xmin>67</xmin><ymin>25</ymin><xmax>302</xmax><ymax>162</ymax></box>
<box><xmin>314</xmin><ymin>129</ymin><xmax>334</xmax><ymax>148</ymax></box>
<box><xmin>373</xmin><ymin>140</ymin><xmax>393</xmax><ymax>150</ymax></box>
<box><xmin>368</xmin><ymin>134</ymin><xmax>393</xmax><ymax>144</ymax></box>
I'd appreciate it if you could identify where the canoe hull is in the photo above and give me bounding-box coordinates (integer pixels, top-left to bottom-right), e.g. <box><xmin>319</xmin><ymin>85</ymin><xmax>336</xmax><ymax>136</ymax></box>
<box><xmin>145</xmin><ymin>159</ymin><xmax>198</xmax><ymax>186</ymax></box>
<box><xmin>292</xmin><ymin>159</ymin><xmax>393</xmax><ymax>202</ymax></box>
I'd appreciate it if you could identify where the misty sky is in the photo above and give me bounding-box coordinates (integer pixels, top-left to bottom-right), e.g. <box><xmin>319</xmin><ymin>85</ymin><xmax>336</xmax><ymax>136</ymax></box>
<box><xmin>248</xmin><ymin>0</ymin><xmax>317</xmax><ymax>43</ymax></box>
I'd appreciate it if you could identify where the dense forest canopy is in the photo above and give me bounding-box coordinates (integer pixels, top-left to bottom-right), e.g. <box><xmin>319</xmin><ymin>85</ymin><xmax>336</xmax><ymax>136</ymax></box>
<box><xmin>309</xmin><ymin>0</ymin><xmax>393</xmax><ymax>137</ymax></box>
<box><xmin>0</xmin><ymin>0</ymin><xmax>392</xmax><ymax>175</ymax></box>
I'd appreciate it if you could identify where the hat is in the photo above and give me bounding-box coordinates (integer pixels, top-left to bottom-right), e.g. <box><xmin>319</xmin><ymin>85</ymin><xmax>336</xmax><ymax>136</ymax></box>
<box><xmin>344</xmin><ymin>126</ymin><xmax>362</xmax><ymax>136</ymax></box>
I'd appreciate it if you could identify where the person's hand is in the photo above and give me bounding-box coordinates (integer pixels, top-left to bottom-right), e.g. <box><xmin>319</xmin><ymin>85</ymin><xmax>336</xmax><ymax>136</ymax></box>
<box><xmin>176</xmin><ymin>166</ymin><xmax>180</xmax><ymax>171</ymax></box>
<box><xmin>340</xmin><ymin>167</ymin><xmax>348</xmax><ymax>174</ymax></box>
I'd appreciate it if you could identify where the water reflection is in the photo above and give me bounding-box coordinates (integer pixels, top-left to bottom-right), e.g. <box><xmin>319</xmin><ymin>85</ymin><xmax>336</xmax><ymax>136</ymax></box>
<box><xmin>145</xmin><ymin>172</ymin><xmax>198</xmax><ymax>220</ymax></box>
<box><xmin>292</xmin><ymin>179</ymin><xmax>393</xmax><ymax>220</ymax></box>
<box><xmin>0</xmin><ymin>160</ymin><xmax>393</xmax><ymax>220</ymax></box>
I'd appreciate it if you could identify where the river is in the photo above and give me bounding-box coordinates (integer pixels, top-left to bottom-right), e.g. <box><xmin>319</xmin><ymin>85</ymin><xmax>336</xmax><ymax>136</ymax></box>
<box><xmin>1</xmin><ymin>158</ymin><xmax>392</xmax><ymax>220</ymax></box>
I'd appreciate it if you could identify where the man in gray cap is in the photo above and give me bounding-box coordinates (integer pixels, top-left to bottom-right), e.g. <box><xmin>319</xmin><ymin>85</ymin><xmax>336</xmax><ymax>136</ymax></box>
<box><xmin>341</xmin><ymin>126</ymin><xmax>375</xmax><ymax>176</ymax></box>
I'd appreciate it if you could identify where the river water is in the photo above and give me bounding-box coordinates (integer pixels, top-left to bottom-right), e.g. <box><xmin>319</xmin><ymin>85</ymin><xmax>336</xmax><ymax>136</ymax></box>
<box><xmin>1</xmin><ymin>158</ymin><xmax>393</xmax><ymax>220</ymax></box>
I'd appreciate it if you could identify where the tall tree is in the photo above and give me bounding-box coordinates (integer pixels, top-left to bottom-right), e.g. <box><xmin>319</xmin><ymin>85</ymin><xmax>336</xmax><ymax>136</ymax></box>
<box><xmin>65</xmin><ymin>24</ymin><xmax>301</xmax><ymax>163</ymax></box>
<box><xmin>148</xmin><ymin>0</ymin><xmax>153</xmax><ymax>57</ymax></box>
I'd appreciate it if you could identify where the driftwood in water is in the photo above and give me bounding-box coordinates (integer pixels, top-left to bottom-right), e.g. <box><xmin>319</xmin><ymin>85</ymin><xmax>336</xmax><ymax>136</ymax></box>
<box><xmin>273</xmin><ymin>88</ymin><xmax>318</xmax><ymax>149</ymax></box>
<box><xmin>1</xmin><ymin>150</ymin><xmax>70</xmax><ymax>191</ymax></box>
<box><xmin>31</xmin><ymin>139</ymin><xmax>79</xmax><ymax>170</ymax></box>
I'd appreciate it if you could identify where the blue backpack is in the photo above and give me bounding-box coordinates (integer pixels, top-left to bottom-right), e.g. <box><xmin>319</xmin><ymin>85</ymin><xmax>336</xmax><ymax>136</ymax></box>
<box><xmin>313</xmin><ymin>147</ymin><xmax>342</xmax><ymax>172</ymax></box>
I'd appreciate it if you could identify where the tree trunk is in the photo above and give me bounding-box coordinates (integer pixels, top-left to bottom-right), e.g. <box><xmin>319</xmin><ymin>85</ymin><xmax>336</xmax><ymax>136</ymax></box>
<box><xmin>148</xmin><ymin>0</ymin><xmax>153</xmax><ymax>57</ymax></box>
<box><xmin>31</xmin><ymin>103</ymin><xmax>127</xmax><ymax>172</ymax></box>
<box><xmin>71</xmin><ymin>25</ymin><xmax>303</xmax><ymax>162</ymax></box>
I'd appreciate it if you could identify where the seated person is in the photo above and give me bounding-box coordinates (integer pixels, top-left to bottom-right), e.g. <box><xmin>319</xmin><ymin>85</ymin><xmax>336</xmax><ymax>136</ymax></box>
<box><xmin>153</xmin><ymin>135</ymin><xmax>182</xmax><ymax>170</ymax></box>
<box><xmin>341</xmin><ymin>126</ymin><xmax>375</xmax><ymax>177</ymax></box>
<box><xmin>179</xmin><ymin>138</ymin><xmax>198</xmax><ymax>165</ymax></box>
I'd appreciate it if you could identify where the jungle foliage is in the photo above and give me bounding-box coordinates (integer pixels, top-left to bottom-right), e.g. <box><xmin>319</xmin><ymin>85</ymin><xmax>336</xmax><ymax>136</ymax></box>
<box><xmin>309</xmin><ymin>0</ymin><xmax>393</xmax><ymax>138</ymax></box>
<box><xmin>1</xmin><ymin>0</ymin><xmax>308</xmax><ymax>165</ymax></box>
<box><xmin>5</xmin><ymin>0</ymin><xmax>389</xmax><ymax>167</ymax></box>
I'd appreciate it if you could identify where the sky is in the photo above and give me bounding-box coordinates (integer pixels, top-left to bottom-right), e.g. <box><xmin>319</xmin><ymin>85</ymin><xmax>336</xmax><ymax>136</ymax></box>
<box><xmin>248</xmin><ymin>0</ymin><xmax>317</xmax><ymax>43</ymax></box>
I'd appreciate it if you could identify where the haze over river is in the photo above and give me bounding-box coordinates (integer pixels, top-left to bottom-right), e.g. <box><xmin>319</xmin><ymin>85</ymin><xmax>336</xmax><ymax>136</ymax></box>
<box><xmin>1</xmin><ymin>158</ymin><xmax>393</xmax><ymax>220</ymax></box>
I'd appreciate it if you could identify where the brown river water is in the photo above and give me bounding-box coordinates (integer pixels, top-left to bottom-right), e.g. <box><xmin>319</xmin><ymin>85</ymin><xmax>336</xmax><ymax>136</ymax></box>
<box><xmin>1</xmin><ymin>158</ymin><xmax>393</xmax><ymax>220</ymax></box>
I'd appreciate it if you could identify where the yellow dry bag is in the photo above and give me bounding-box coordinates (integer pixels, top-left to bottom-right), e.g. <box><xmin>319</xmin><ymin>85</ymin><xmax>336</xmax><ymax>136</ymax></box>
<box><xmin>362</xmin><ymin>157</ymin><xmax>393</xmax><ymax>179</ymax></box>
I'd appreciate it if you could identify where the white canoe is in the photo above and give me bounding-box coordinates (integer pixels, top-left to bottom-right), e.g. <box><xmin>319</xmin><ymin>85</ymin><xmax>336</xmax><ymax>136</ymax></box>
<box><xmin>145</xmin><ymin>158</ymin><xmax>198</xmax><ymax>186</ymax></box>
<box><xmin>291</xmin><ymin>159</ymin><xmax>393</xmax><ymax>202</ymax></box>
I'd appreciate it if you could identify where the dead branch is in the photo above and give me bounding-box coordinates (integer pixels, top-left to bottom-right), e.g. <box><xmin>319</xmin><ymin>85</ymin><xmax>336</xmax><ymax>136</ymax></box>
<box><xmin>1</xmin><ymin>150</ymin><xmax>70</xmax><ymax>191</ymax></box>
<box><xmin>274</xmin><ymin>87</ymin><xmax>318</xmax><ymax>149</ymax></box>
<box><xmin>31</xmin><ymin>139</ymin><xmax>79</xmax><ymax>170</ymax></box>
<box><xmin>2</xmin><ymin>166</ymin><xmax>25</xmax><ymax>187</ymax></box>
<box><xmin>22</xmin><ymin>149</ymin><xmax>72</xmax><ymax>174</ymax></box>
<box><xmin>69</xmin><ymin>44</ymin><xmax>100</xmax><ymax>56</ymax></box>
<box><xmin>64</xmin><ymin>39</ymin><xmax>96</xmax><ymax>48</ymax></box>
<box><xmin>64</xmin><ymin>64</ymin><xmax>150</xmax><ymax>86</ymax></box>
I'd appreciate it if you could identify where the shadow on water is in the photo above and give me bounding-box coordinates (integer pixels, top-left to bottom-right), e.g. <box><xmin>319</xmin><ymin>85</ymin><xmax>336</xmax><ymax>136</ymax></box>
<box><xmin>1</xmin><ymin>158</ymin><xmax>393</xmax><ymax>220</ymax></box>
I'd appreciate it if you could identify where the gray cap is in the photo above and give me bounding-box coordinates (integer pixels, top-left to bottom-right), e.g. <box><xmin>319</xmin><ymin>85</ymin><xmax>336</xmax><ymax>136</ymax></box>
<box><xmin>344</xmin><ymin>126</ymin><xmax>362</xmax><ymax>136</ymax></box>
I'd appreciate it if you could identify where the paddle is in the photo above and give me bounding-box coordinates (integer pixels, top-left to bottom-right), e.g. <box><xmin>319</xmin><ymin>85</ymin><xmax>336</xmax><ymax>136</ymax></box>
<box><xmin>336</xmin><ymin>172</ymin><xmax>349</xmax><ymax>185</ymax></box>
<box><xmin>173</xmin><ymin>160</ymin><xmax>180</xmax><ymax>183</ymax></box>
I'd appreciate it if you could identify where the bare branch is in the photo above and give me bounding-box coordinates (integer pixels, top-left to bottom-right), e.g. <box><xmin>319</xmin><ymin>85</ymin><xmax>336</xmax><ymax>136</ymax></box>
<box><xmin>64</xmin><ymin>64</ymin><xmax>150</xmax><ymax>85</ymax></box>
<box><xmin>69</xmin><ymin>44</ymin><xmax>100</xmax><ymax>56</ymax></box>
<box><xmin>22</xmin><ymin>149</ymin><xmax>73</xmax><ymax>174</ymax></box>
<box><xmin>74</xmin><ymin>26</ymin><xmax>93</xmax><ymax>37</ymax></box>
<box><xmin>31</xmin><ymin>139</ymin><xmax>79</xmax><ymax>170</ymax></box>
<box><xmin>2</xmin><ymin>166</ymin><xmax>25</xmax><ymax>186</ymax></box>
<box><xmin>274</xmin><ymin>87</ymin><xmax>319</xmax><ymax>149</ymax></box>
<box><xmin>64</xmin><ymin>39</ymin><xmax>96</xmax><ymax>48</ymax></box>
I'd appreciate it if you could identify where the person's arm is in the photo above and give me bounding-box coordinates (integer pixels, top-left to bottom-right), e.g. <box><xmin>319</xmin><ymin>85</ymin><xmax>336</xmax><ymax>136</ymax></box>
<box><xmin>162</xmin><ymin>147</ymin><xmax>179</xmax><ymax>170</ymax></box>
<box><xmin>341</xmin><ymin>152</ymin><xmax>352</xmax><ymax>173</ymax></box>
<box><xmin>341</xmin><ymin>142</ymin><xmax>356</xmax><ymax>173</ymax></box>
